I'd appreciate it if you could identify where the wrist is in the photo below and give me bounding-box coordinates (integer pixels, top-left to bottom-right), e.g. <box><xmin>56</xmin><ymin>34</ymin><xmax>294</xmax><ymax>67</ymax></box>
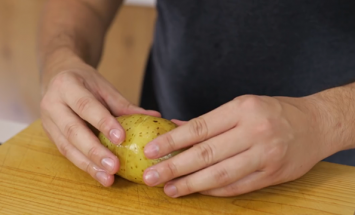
<box><xmin>40</xmin><ymin>48</ymin><xmax>88</xmax><ymax>94</ymax></box>
<box><xmin>276</xmin><ymin>95</ymin><xmax>345</xmax><ymax>158</ymax></box>
<box><xmin>305</xmin><ymin>91</ymin><xmax>353</xmax><ymax>153</ymax></box>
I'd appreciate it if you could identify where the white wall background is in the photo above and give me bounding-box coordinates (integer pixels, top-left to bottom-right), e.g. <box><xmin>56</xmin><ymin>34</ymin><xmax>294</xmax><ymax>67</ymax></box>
<box><xmin>125</xmin><ymin>0</ymin><xmax>156</xmax><ymax>7</ymax></box>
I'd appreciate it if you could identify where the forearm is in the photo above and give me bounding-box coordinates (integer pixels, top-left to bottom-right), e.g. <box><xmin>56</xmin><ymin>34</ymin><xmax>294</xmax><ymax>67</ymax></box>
<box><xmin>309</xmin><ymin>83</ymin><xmax>355</xmax><ymax>153</ymax></box>
<box><xmin>38</xmin><ymin>0</ymin><xmax>122</xmax><ymax>90</ymax></box>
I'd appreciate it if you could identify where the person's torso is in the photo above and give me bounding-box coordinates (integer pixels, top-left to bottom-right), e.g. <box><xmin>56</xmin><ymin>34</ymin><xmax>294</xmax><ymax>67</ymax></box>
<box><xmin>139</xmin><ymin>1</ymin><xmax>355</xmax><ymax>166</ymax></box>
<box><xmin>147</xmin><ymin>0</ymin><xmax>355</xmax><ymax>121</ymax></box>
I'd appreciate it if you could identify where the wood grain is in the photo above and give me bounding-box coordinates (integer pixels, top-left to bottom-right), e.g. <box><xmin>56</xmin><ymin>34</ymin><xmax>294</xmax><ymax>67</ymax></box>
<box><xmin>0</xmin><ymin>1</ymin><xmax>156</xmax><ymax>123</ymax></box>
<box><xmin>0</xmin><ymin>120</ymin><xmax>355</xmax><ymax>215</ymax></box>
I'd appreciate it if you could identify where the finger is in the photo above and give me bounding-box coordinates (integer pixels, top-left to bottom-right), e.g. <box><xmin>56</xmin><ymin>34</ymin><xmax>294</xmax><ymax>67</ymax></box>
<box><xmin>200</xmin><ymin>171</ymin><xmax>269</xmax><ymax>197</ymax></box>
<box><xmin>100</xmin><ymin>82</ymin><xmax>161</xmax><ymax>117</ymax></box>
<box><xmin>61</xmin><ymin>82</ymin><xmax>125</xmax><ymax>144</ymax></box>
<box><xmin>43</xmin><ymin>119</ymin><xmax>114</xmax><ymax>187</ymax></box>
<box><xmin>162</xmin><ymin>149</ymin><xmax>261</xmax><ymax>198</ymax></box>
<box><xmin>143</xmin><ymin>128</ymin><xmax>251</xmax><ymax>186</ymax></box>
<box><xmin>171</xmin><ymin>119</ymin><xmax>187</xmax><ymax>126</ymax></box>
<box><xmin>49</xmin><ymin>104</ymin><xmax>120</xmax><ymax>174</ymax></box>
<box><xmin>144</xmin><ymin>101</ymin><xmax>239</xmax><ymax>159</ymax></box>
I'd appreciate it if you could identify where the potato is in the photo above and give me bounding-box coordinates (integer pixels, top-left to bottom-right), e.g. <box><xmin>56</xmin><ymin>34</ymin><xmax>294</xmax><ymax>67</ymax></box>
<box><xmin>98</xmin><ymin>114</ymin><xmax>181</xmax><ymax>186</ymax></box>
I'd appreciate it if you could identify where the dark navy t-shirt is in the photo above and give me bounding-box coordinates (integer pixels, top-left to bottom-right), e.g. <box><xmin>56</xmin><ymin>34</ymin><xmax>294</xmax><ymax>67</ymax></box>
<box><xmin>140</xmin><ymin>1</ymin><xmax>355</xmax><ymax>165</ymax></box>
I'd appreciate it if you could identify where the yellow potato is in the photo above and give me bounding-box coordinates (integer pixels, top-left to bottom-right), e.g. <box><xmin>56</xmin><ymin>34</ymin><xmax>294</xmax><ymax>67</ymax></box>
<box><xmin>98</xmin><ymin>114</ymin><xmax>181</xmax><ymax>186</ymax></box>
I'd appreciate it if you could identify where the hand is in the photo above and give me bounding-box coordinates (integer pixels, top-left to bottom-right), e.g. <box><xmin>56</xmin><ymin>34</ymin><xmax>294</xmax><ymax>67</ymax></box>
<box><xmin>143</xmin><ymin>95</ymin><xmax>333</xmax><ymax>197</ymax></box>
<box><xmin>40</xmin><ymin>62</ymin><xmax>160</xmax><ymax>187</ymax></box>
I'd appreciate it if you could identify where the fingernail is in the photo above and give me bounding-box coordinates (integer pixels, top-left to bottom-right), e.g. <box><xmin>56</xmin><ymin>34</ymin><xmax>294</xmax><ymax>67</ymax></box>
<box><xmin>144</xmin><ymin>170</ymin><xmax>160</xmax><ymax>186</ymax></box>
<box><xmin>109</xmin><ymin>129</ymin><xmax>121</xmax><ymax>144</ymax></box>
<box><xmin>144</xmin><ymin>144</ymin><xmax>159</xmax><ymax>157</ymax></box>
<box><xmin>96</xmin><ymin>171</ymin><xmax>108</xmax><ymax>185</ymax></box>
<box><xmin>165</xmin><ymin>184</ymin><xmax>178</xmax><ymax>197</ymax></box>
<box><xmin>101</xmin><ymin>158</ymin><xmax>115</xmax><ymax>171</ymax></box>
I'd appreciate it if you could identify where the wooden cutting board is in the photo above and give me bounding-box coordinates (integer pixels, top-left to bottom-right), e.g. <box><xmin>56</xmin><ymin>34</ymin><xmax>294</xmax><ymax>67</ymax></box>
<box><xmin>1</xmin><ymin>120</ymin><xmax>355</xmax><ymax>215</ymax></box>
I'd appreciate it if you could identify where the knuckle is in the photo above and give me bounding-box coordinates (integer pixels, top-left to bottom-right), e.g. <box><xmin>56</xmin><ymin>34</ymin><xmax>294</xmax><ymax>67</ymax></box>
<box><xmin>75</xmin><ymin>96</ymin><xmax>93</xmax><ymax>115</ymax></box>
<box><xmin>85</xmin><ymin>162</ymin><xmax>95</xmax><ymax>175</ymax></box>
<box><xmin>98</xmin><ymin>88</ymin><xmax>110</xmax><ymax>102</ymax></box>
<box><xmin>166</xmin><ymin>161</ymin><xmax>178</xmax><ymax>177</ymax></box>
<box><xmin>124</xmin><ymin>102</ymin><xmax>134</xmax><ymax>111</ymax></box>
<box><xmin>87</xmin><ymin>146</ymin><xmax>100</xmax><ymax>161</ymax></box>
<box><xmin>85</xmin><ymin>162</ymin><xmax>92</xmax><ymax>174</ymax></box>
<box><xmin>254</xmin><ymin>118</ymin><xmax>275</xmax><ymax>136</ymax></box>
<box><xmin>97</xmin><ymin>117</ymin><xmax>112</xmax><ymax>133</ymax></box>
<box><xmin>195</xmin><ymin>144</ymin><xmax>215</xmax><ymax>166</ymax></box>
<box><xmin>166</xmin><ymin>133</ymin><xmax>177</xmax><ymax>151</ymax></box>
<box><xmin>120</xmin><ymin>101</ymin><xmax>139</xmax><ymax>114</ymax></box>
<box><xmin>51</xmin><ymin>71</ymin><xmax>85</xmax><ymax>93</ymax></box>
<box><xmin>213</xmin><ymin>168</ymin><xmax>231</xmax><ymax>185</ymax></box>
<box><xmin>237</xmin><ymin>95</ymin><xmax>263</xmax><ymax>111</ymax></box>
<box><xmin>63</xmin><ymin>123</ymin><xmax>79</xmax><ymax>139</ymax></box>
<box><xmin>183</xmin><ymin>179</ymin><xmax>195</xmax><ymax>194</ymax></box>
<box><xmin>57</xmin><ymin>143</ymin><xmax>71</xmax><ymax>157</ymax></box>
<box><xmin>51</xmin><ymin>71</ymin><xmax>73</xmax><ymax>88</ymax></box>
<box><xmin>190</xmin><ymin>118</ymin><xmax>208</xmax><ymax>141</ymax></box>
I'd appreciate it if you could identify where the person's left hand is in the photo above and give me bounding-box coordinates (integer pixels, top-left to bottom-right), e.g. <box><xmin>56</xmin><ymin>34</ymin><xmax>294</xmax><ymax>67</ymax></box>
<box><xmin>142</xmin><ymin>95</ymin><xmax>336</xmax><ymax>197</ymax></box>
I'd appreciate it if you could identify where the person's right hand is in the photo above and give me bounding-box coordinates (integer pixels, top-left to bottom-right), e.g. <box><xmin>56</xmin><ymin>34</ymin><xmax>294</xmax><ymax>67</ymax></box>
<box><xmin>40</xmin><ymin>62</ymin><xmax>160</xmax><ymax>187</ymax></box>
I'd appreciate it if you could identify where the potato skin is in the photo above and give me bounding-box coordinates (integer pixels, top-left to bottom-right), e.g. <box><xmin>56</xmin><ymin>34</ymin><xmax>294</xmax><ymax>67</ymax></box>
<box><xmin>98</xmin><ymin>114</ymin><xmax>180</xmax><ymax>186</ymax></box>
